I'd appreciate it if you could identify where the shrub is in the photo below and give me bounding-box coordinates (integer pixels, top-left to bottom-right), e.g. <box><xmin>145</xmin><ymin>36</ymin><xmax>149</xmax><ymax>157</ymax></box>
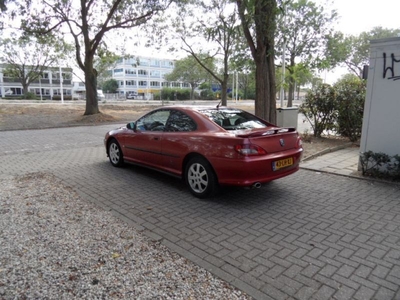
<box><xmin>24</xmin><ymin>92</ymin><xmax>37</xmax><ymax>100</ymax></box>
<box><xmin>299</xmin><ymin>83</ymin><xmax>337</xmax><ymax>137</ymax></box>
<box><xmin>334</xmin><ymin>75</ymin><xmax>366</xmax><ymax>142</ymax></box>
<box><xmin>52</xmin><ymin>95</ymin><xmax>72</xmax><ymax>101</ymax></box>
<box><xmin>160</xmin><ymin>88</ymin><xmax>191</xmax><ymax>101</ymax></box>
<box><xmin>360</xmin><ymin>151</ymin><xmax>400</xmax><ymax>180</ymax></box>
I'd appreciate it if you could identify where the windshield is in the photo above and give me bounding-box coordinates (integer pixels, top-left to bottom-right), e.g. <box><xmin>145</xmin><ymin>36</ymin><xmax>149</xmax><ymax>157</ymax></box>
<box><xmin>200</xmin><ymin>109</ymin><xmax>269</xmax><ymax>130</ymax></box>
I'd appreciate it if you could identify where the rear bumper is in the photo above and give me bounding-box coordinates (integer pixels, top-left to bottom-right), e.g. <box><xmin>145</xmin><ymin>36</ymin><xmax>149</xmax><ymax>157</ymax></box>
<box><xmin>210</xmin><ymin>148</ymin><xmax>303</xmax><ymax>187</ymax></box>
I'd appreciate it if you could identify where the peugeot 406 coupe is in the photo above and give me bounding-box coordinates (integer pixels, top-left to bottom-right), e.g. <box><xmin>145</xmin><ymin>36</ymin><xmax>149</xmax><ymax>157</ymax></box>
<box><xmin>105</xmin><ymin>106</ymin><xmax>303</xmax><ymax>198</ymax></box>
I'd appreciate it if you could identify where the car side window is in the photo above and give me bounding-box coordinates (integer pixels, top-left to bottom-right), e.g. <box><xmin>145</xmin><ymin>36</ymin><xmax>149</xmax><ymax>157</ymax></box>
<box><xmin>165</xmin><ymin>110</ymin><xmax>197</xmax><ymax>132</ymax></box>
<box><xmin>136</xmin><ymin>110</ymin><xmax>170</xmax><ymax>132</ymax></box>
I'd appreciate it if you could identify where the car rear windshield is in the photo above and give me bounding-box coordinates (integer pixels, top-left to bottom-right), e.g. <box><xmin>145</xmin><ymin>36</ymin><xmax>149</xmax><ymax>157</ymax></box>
<box><xmin>200</xmin><ymin>109</ymin><xmax>269</xmax><ymax>130</ymax></box>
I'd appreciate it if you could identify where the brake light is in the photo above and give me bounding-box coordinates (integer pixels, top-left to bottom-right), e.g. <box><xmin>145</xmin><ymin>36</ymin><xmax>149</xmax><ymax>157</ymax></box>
<box><xmin>235</xmin><ymin>144</ymin><xmax>267</xmax><ymax>156</ymax></box>
<box><xmin>297</xmin><ymin>136</ymin><xmax>303</xmax><ymax>148</ymax></box>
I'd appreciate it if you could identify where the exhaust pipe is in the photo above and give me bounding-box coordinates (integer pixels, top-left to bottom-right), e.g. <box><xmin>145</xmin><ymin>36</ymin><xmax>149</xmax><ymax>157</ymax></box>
<box><xmin>252</xmin><ymin>182</ymin><xmax>262</xmax><ymax>189</ymax></box>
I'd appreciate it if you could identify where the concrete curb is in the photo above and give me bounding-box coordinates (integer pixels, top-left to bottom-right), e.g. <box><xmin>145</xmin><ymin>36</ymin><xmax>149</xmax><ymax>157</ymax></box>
<box><xmin>301</xmin><ymin>142</ymin><xmax>354</xmax><ymax>162</ymax></box>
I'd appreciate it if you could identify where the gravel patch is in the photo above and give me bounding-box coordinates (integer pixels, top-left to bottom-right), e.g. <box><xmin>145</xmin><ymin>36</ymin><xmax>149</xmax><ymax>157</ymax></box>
<box><xmin>0</xmin><ymin>173</ymin><xmax>250</xmax><ymax>299</ymax></box>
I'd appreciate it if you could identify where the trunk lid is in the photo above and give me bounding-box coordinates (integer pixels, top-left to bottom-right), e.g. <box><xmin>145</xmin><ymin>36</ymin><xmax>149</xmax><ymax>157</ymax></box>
<box><xmin>236</xmin><ymin>127</ymin><xmax>299</xmax><ymax>153</ymax></box>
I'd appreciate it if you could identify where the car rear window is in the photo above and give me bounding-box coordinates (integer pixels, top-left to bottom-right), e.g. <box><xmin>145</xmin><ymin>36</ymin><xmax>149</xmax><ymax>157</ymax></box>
<box><xmin>200</xmin><ymin>109</ymin><xmax>268</xmax><ymax>130</ymax></box>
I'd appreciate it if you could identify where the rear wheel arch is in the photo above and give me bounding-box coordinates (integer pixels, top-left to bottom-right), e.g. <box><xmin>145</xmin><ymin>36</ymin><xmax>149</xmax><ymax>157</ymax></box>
<box><xmin>183</xmin><ymin>154</ymin><xmax>219</xmax><ymax>198</ymax></box>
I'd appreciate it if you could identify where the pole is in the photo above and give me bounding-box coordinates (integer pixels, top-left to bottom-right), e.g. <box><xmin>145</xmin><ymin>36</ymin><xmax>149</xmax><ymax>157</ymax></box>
<box><xmin>232</xmin><ymin>72</ymin><xmax>234</xmax><ymax>102</ymax></box>
<box><xmin>236</xmin><ymin>71</ymin><xmax>238</xmax><ymax>102</ymax></box>
<box><xmin>280</xmin><ymin>4</ymin><xmax>287</xmax><ymax>108</ymax></box>
<box><xmin>59</xmin><ymin>65</ymin><xmax>64</xmax><ymax>104</ymax></box>
<box><xmin>39</xmin><ymin>75</ymin><xmax>42</xmax><ymax>101</ymax></box>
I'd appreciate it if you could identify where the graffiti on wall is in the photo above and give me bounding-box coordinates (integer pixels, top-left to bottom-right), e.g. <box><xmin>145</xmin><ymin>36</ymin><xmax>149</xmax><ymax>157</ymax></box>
<box><xmin>383</xmin><ymin>53</ymin><xmax>400</xmax><ymax>81</ymax></box>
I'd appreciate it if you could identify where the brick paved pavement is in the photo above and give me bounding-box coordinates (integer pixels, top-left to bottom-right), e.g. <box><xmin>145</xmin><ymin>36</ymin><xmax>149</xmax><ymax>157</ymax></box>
<box><xmin>1</xmin><ymin>126</ymin><xmax>400</xmax><ymax>300</ymax></box>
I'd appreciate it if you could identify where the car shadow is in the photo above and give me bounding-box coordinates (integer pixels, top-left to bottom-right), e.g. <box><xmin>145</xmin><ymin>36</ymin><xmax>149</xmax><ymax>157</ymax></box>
<box><xmin>97</xmin><ymin>160</ymin><xmax>288</xmax><ymax>207</ymax></box>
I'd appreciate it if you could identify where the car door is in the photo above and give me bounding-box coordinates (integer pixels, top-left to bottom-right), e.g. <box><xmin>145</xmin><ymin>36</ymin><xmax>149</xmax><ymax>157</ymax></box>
<box><xmin>124</xmin><ymin>109</ymin><xmax>170</xmax><ymax>168</ymax></box>
<box><xmin>161</xmin><ymin>109</ymin><xmax>198</xmax><ymax>175</ymax></box>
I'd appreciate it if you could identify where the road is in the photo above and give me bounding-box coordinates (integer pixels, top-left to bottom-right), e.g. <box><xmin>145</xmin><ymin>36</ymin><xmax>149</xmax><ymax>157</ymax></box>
<box><xmin>1</xmin><ymin>125</ymin><xmax>399</xmax><ymax>300</ymax></box>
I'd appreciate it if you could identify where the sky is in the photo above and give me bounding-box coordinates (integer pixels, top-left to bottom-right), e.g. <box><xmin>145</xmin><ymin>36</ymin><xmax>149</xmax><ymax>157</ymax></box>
<box><xmin>138</xmin><ymin>0</ymin><xmax>400</xmax><ymax>84</ymax></box>
<box><xmin>315</xmin><ymin>0</ymin><xmax>400</xmax><ymax>83</ymax></box>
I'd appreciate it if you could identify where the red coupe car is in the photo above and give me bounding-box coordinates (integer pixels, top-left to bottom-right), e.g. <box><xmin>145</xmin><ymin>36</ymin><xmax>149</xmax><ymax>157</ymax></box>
<box><xmin>105</xmin><ymin>106</ymin><xmax>303</xmax><ymax>198</ymax></box>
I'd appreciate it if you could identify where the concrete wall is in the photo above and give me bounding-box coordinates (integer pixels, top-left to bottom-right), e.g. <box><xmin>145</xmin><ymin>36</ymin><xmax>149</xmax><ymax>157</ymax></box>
<box><xmin>360</xmin><ymin>37</ymin><xmax>400</xmax><ymax>159</ymax></box>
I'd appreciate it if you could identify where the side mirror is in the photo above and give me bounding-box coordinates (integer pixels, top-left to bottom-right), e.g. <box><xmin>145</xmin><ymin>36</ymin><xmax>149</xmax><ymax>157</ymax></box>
<box><xmin>126</xmin><ymin>122</ymin><xmax>135</xmax><ymax>130</ymax></box>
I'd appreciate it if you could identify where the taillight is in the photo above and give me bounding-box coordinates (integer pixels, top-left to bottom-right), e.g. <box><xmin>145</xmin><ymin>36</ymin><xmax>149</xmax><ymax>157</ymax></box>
<box><xmin>235</xmin><ymin>144</ymin><xmax>267</xmax><ymax>156</ymax></box>
<box><xmin>297</xmin><ymin>136</ymin><xmax>303</xmax><ymax>148</ymax></box>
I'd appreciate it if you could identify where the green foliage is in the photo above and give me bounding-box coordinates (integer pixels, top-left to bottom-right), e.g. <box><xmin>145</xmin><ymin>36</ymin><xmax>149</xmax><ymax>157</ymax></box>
<box><xmin>334</xmin><ymin>75</ymin><xmax>366</xmax><ymax>142</ymax></box>
<box><xmin>102</xmin><ymin>79</ymin><xmax>119</xmax><ymax>94</ymax></box>
<box><xmin>52</xmin><ymin>95</ymin><xmax>72</xmax><ymax>101</ymax></box>
<box><xmin>159</xmin><ymin>88</ymin><xmax>191</xmax><ymax>101</ymax></box>
<box><xmin>0</xmin><ymin>35</ymin><xmax>70</xmax><ymax>94</ymax></box>
<box><xmin>24</xmin><ymin>92</ymin><xmax>37</xmax><ymax>100</ymax></box>
<box><xmin>299</xmin><ymin>83</ymin><xmax>337</xmax><ymax>137</ymax></box>
<box><xmin>332</xmin><ymin>27</ymin><xmax>400</xmax><ymax>77</ymax></box>
<box><xmin>276</xmin><ymin>0</ymin><xmax>338</xmax><ymax>106</ymax></box>
<box><xmin>360</xmin><ymin>151</ymin><xmax>400</xmax><ymax>180</ymax></box>
<box><xmin>165</xmin><ymin>55</ymin><xmax>214</xmax><ymax>100</ymax></box>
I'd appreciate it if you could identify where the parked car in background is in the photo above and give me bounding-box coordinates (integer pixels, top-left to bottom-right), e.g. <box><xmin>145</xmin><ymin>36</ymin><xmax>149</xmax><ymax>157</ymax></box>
<box><xmin>126</xmin><ymin>91</ymin><xmax>138</xmax><ymax>99</ymax></box>
<box><xmin>97</xmin><ymin>90</ymin><xmax>105</xmax><ymax>99</ymax></box>
<box><xmin>104</xmin><ymin>106</ymin><xmax>303</xmax><ymax>198</ymax></box>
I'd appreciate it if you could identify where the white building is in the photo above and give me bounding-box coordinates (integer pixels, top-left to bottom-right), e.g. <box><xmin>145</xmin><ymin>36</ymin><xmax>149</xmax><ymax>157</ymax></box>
<box><xmin>0</xmin><ymin>64</ymin><xmax>73</xmax><ymax>99</ymax></box>
<box><xmin>111</xmin><ymin>56</ymin><xmax>190</xmax><ymax>99</ymax></box>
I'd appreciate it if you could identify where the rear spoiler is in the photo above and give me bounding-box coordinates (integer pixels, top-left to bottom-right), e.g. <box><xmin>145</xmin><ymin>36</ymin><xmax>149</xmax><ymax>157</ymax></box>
<box><xmin>236</xmin><ymin>127</ymin><xmax>296</xmax><ymax>138</ymax></box>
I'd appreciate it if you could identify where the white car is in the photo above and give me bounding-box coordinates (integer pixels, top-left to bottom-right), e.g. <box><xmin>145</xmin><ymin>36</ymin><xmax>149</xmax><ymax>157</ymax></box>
<box><xmin>97</xmin><ymin>90</ymin><xmax>105</xmax><ymax>99</ymax></box>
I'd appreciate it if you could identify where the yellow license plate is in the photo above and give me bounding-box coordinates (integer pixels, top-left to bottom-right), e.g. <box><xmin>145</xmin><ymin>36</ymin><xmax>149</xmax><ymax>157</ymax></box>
<box><xmin>273</xmin><ymin>157</ymin><xmax>293</xmax><ymax>171</ymax></box>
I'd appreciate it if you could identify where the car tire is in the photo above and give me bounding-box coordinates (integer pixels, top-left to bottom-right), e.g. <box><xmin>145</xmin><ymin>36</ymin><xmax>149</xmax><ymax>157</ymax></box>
<box><xmin>185</xmin><ymin>156</ymin><xmax>218</xmax><ymax>198</ymax></box>
<box><xmin>108</xmin><ymin>139</ymin><xmax>124</xmax><ymax>167</ymax></box>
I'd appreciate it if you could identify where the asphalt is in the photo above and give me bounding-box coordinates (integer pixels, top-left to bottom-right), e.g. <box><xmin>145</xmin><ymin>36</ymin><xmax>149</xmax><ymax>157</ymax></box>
<box><xmin>1</xmin><ymin>101</ymin><xmax>400</xmax><ymax>299</ymax></box>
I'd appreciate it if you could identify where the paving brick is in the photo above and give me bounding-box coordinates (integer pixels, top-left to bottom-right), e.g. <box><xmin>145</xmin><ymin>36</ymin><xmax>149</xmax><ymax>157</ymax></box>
<box><xmin>312</xmin><ymin>285</ymin><xmax>336</xmax><ymax>300</ymax></box>
<box><xmin>374</xmin><ymin>287</ymin><xmax>397</xmax><ymax>300</ymax></box>
<box><xmin>332</xmin><ymin>285</ymin><xmax>356</xmax><ymax>300</ymax></box>
<box><xmin>3</xmin><ymin>126</ymin><xmax>400</xmax><ymax>300</ymax></box>
<box><xmin>353</xmin><ymin>286</ymin><xmax>376</xmax><ymax>300</ymax></box>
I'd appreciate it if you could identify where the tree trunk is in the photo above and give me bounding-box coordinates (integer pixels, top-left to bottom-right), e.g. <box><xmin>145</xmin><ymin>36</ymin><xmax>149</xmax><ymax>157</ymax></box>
<box><xmin>220</xmin><ymin>74</ymin><xmax>229</xmax><ymax>106</ymax></box>
<box><xmin>84</xmin><ymin>64</ymin><xmax>100</xmax><ymax>115</ymax></box>
<box><xmin>287</xmin><ymin>56</ymin><xmax>296</xmax><ymax>107</ymax></box>
<box><xmin>254</xmin><ymin>44</ymin><xmax>276</xmax><ymax>123</ymax></box>
<box><xmin>236</xmin><ymin>0</ymin><xmax>277</xmax><ymax>123</ymax></box>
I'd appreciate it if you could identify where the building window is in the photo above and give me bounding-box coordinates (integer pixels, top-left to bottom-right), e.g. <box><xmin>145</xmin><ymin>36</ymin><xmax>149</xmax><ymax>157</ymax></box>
<box><xmin>150</xmin><ymin>59</ymin><xmax>160</xmax><ymax>67</ymax></box>
<box><xmin>119</xmin><ymin>81</ymin><xmax>124</xmax><ymax>86</ymax></box>
<box><xmin>150</xmin><ymin>70</ymin><xmax>160</xmax><ymax>77</ymax></box>
<box><xmin>126</xmin><ymin>80</ymin><xmax>136</xmax><ymax>86</ymax></box>
<box><xmin>138</xmin><ymin>58</ymin><xmax>149</xmax><ymax>66</ymax></box>
<box><xmin>182</xmin><ymin>82</ymin><xmax>190</xmax><ymax>88</ymax></box>
<box><xmin>171</xmin><ymin>82</ymin><xmax>180</xmax><ymax>87</ymax></box>
<box><xmin>150</xmin><ymin>81</ymin><xmax>160</xmax><ymax>87</ymax></box>
<box><xmin>138</xmin><ymin>69</ymin><xmax>148</xmax><ymax>76</ymax></box>
<box><xmin>125</xmin><ymin>69</ymin><xmax>136</xmax><ymax>75</ymax></box>
<box><xmin>138</xmin><ymin>81</ymin><xmax>147</xmax><ymax>87</ymax></box>
<box><xmin>162</xmin><ymin>82</ymin><xmax>170</xmax><ymax>87</ymax></box>
<box><xmin>9</xmin><ymin>87</ymin><xmax>23</xmax><ymax>95</ymax></box>
<box><xmin>114</xmin><ymin>68</ymin><xmax>123</xmax><ymax>74</ymax></box>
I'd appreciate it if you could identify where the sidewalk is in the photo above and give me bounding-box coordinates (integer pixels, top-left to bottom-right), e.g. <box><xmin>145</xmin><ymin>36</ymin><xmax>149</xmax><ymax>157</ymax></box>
<box><xmin>301</xmin><ymin>147</ymin><xmax>360</xmax><ymax>176</ymax></box>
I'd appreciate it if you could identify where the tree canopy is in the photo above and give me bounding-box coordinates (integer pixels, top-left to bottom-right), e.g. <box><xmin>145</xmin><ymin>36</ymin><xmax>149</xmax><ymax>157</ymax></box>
<box><xmin>15</xmin><ymin>0</ymin><xmax>178</xmax><ymax>115</ymax></box>
<box><xmin>236</xmin><ymin>0</ymin><xmax>278</xmax><ymax>123</ymax></box>
<box><xmin>0</xmin><ymin>34</ymin><xmax>70</xmax><ymax>96</ymax></box>
<box><xmin>172</xmin><ymin>0</ymin><xmax>240</xmax><ymax>106</ymax></box>
<box><xmin>275</xmin><ymin>0</ymin><xmax>338</xmax><ymax>107</ymax></box>
<box><xmin>165</xmin><ymin>55</ymin><xmax>214</xmax><ymax>100</ymax></box>
<box><xmin>334</xmin><ymin>27</ymin><xmax>400</xmax><ymax>77</ymax></box>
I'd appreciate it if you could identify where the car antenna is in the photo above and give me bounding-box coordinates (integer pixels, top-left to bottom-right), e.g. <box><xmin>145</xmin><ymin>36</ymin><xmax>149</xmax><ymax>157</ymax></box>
<box><xmin>216</xmin><ymin>100</ymin><xmax>222</xmax><ymax>110</ymax></box>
